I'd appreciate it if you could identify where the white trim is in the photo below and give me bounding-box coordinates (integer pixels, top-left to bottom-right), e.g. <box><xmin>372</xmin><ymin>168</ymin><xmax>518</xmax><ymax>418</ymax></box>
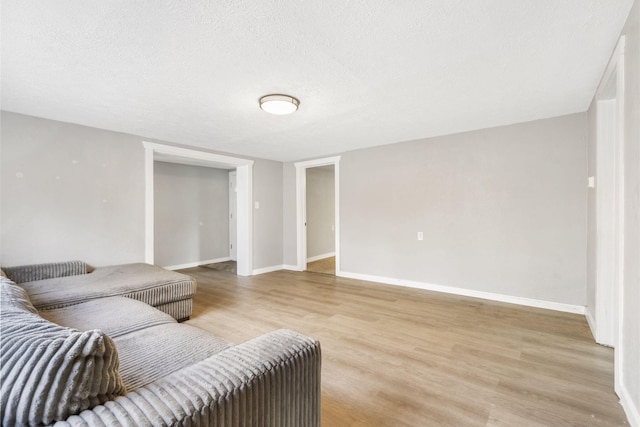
<box><xmin>163</xmin><ymin>257</ymin><xmax>231</xmax><ymax>271</ymax></box>
<box><xmin>306</xmin><ymin>252</ymin><xmax>336</xmax><ymax>263</ymax></box>
<box><xmin>605</xmin><ymin>36</ymin><xmax>638</xmax><ymax>427</ymax></box>
<box><xmin>620</xmin><ymin>384</ymin><xmax>640</xmax><ymax>427</ymax></box>
<box><xmin>142</xmin><ymin>141</ymin><xmax>254</xmax><ymax>275</ymax></box>
<box><xmin>594</xmin><ymin>98</ymin><xmax>617</xmax><ymax>346</ymax></box>
<box><xmin>337</xmin><ymin>271</ymin><xmax>586</xmax><ymax>314</ymax></box>
<box><xmin>593</xmin><ymin>36</ymin><xmax>626</xmax><ymax>397</ymax></box>
<box><xmin>295</xmin><ymin>156</ymin><xmax>342</xmax><ymax>169</ymax></box>
<box><xmin>143</xmin><ymin>141</ymin><xmax>254</xmax><ymax>167</ymax></box>
<box><xmin>295</xmin><ymin>156</ymin><xmax>341</xmax><ymax>274</ymax></box>
<box><xmin>612</xmin><ymin>37</ymin><xmax>626</xmax><ymax>398</ymax></box>
<box><xmin>144</xmin><ymin>146</ymin><xmax>155</xmax><ymax>264</ymax></box>
<box><xmin>252</xmin><ymin>265</ymin><xmax>285</xmax><ymax>275</ymax></box>
<box><xmin>295</xmin><ymin>166</ymin><xmax>306</xmax><ymax>271</ymax></box>
<box><xmin>229</xmin><ymin>171</ymin><xmax>237</xmax><ymax>261</ymax></box>
<box><xmin>585</xmin><ymin>307</ymin><xmax>597</xmax><ymax>342</ymax></box>
<box><xmin>282</xmin><ymin>264</ymin><xmax>301</xmax><ymax>271</ymax></box>
<box><xmin>235</xmin><ymin>164</ymin><xmax>253</xmax><ymax>276</ymax></box>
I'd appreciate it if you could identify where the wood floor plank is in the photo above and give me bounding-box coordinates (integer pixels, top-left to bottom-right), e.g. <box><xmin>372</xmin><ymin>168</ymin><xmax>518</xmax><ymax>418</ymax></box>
<box><xmin>182</xmin><ymin>267</ymin><xmax>629</xmax><ymax>426</ymax></box>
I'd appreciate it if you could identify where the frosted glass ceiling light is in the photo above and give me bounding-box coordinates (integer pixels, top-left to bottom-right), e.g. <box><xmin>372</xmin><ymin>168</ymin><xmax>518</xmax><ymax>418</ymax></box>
<box><xmin>259</xmin><ymin>94</ymin><xmax>299</xmax><ymax>115</ymax></box>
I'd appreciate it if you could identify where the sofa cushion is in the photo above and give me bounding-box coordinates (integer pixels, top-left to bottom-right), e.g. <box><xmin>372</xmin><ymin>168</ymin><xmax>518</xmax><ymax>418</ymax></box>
<box><xmin>0</xmin><ymin>280</ymin><xmax>126</xmax><ymax>426</ymax></box>
<box><xmin>18</xmin><ymin>263</ymin><xmax>196</xmax><ymax>313</ymax></box>
<box><xmin>114</xmin><ymin>323</ymin><xmax>232</xmax><ymax>390</ymax></box>
<box><xmin>41</xmin><ymin>296</ymin><xmax>177</xmax><ymax>338</ymax></box>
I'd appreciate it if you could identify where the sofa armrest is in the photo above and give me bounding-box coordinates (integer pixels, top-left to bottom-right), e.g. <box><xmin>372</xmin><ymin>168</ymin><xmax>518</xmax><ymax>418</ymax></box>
<box><xmin>55</xmin><ymin>329</ymin><xmax>321</xmax><ymax>427</ymax></box>
<box><xmin>2</xmin><ymin>261</ymin><xmax>88</xmax><ymax>284</ymax></box>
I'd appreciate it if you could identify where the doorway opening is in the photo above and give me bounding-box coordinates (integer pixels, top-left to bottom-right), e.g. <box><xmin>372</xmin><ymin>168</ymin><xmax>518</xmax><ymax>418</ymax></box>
<box><xmin>143</xmin><ymin>141</ymin><xmax>254</xmax><ymax>276</ymax></box>
<box><xmin>305</xmin><ymin>165</ymin><xmax>336</xmax><ymax>274</ymax></box>
<box><xmin>153</xmin><ymin>161</ymin><xmax>232</xmax><ymax>270</ymax></box>
<box><xmin>295</xmin><ymin>156</ymin><xmax>341</xmax><ymax>275</ymax></box>
<box><xmin>199</xmin><ymin>170</ymin><xmax>239</xmax><ymax>275</ymax></box>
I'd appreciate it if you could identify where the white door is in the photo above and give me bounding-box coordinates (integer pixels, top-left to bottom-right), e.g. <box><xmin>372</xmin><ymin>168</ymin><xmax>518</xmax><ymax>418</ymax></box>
<box><xmin>229</xmin><ymin>171</ymin><xmax>237</xmax><ymax>261</ymax></box>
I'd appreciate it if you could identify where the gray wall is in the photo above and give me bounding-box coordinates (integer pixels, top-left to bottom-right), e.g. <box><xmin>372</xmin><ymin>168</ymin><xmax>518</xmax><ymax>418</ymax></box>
<box><xmin>306</xmin><ymin>165</ymin><xmax>335</xmax><ymax>259</ymax></box>
<box><xmin>154</xmin><ymin>162</ymin><xmax>229</xmax><ymax>268</ymax></box>
<box><xmin>253</xmin><ymin>158</ymin><xmax>284</xmax><ymax>270</ymax></box>
<box><xmin>0</xmin><ymin>111</ymin><xmax>146</xmax><ymax>266</ymax></box>
<box><xmin>0</xmin><ymin>111</ymin><xmax>284</xmax><ymax>271</ymax></box>
<box><xmin>284</xmin><ymin>113</ymin><xmax>588</xmax><ymax>306</ymax></box>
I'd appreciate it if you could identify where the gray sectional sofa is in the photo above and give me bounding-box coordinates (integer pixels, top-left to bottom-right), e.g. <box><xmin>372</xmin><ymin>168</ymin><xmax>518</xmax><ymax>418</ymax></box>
<box><xmin>0</xmin><ymin>261</ymin><xmax>321</xmax><ymax>427</ymax></box>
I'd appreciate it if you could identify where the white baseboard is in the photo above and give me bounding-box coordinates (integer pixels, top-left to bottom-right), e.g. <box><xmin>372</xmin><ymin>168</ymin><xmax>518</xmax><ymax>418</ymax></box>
<box><xmin>337</xmin><ymin>271</ymin><xmax>585</xmax><ymax>315</ymax></box>
<box><xmin>252</xmin><ymin>265</ymin><xmax>285</xmax><ymax>275</ymax></box>
<box><xmin>620</xmin><ymin>383</ymin><xmax>640</xmax><ymax>427</ymax></box>
<box><xmin>252</xmin><ymin>263</ymin><xmax>313</xmax><ymax>275</ymax></box>
<box><xmin>306</xmin><ymin>252</ymin><xmax>336</xmax><ymax>263</ymax></box>
<box><xmin>164</xmin><ymin>257</ymin><xmax>231</xmax><ymax>271</ymax></box>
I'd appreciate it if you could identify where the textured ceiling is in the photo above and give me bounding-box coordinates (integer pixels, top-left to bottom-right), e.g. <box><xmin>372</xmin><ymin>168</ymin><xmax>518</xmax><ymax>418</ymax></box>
<box><xmin>1</xmin><ymin>1</ymin><xmax>633</xmax><ymax>162</ymax></box>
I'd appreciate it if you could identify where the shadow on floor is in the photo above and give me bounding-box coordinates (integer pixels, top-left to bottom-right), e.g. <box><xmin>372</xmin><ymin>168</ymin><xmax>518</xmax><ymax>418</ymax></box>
<box><xmin>202</xmin><ymin>260</ymin><xmax>237</xmax><ymax>274</ymax></box>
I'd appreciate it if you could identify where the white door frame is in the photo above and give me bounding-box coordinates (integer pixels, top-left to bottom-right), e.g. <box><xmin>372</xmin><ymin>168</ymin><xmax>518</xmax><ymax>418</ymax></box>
<box><xmin>593</xmin><ymin>36</ymin><xmax>625</xmax><ymax>393</ymax></box>
<box><xmin>594</xmin><ymin>98</ymin><xmax>618</xmax><ymax>348</ymax></box>
<box><xmin>295</xmin><ymin>156</ymin><xmax>341</xmax><ymax>273</ymax></box>
<box><xmin>143</xmin><ymin>141</ymin><xmax>254</xmax><ymax>276</ymax></box>
<box><xmin>228</xmin><ymin>171</ymin><xmax>237</xmax><ymax>261</ymax></box>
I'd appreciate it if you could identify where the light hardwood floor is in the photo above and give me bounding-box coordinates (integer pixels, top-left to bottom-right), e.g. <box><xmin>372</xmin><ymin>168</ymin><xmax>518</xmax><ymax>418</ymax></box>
<box><xmin>307</xmin><ymin>256</ymin><xmax>336</xmax><ymax>275</ymax></box>
<box><xmin>182</xmin><ymin>267</ymin><xmax>628</xmax><ymax>426</ymax></box>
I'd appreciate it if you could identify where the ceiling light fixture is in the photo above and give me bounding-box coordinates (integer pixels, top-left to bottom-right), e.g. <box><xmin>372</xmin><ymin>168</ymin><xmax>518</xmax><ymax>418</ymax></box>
<box><xmin>259</xmin><ymin>94</ymin><xmax>300</xmax><ymax>115</ymax></box>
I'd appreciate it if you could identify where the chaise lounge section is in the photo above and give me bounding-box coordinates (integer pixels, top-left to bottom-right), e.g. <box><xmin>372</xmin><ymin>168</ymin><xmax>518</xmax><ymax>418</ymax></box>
<box><xmin>2</xmin><ymin>261</ymin><xmax>197</xmax><ymax>320</ymax></box>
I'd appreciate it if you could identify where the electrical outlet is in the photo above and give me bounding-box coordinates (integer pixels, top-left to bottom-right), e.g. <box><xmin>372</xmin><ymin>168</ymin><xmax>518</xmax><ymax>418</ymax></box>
<box><xmin>417</xmin><ymin>232</ymin><xmax>424</xmax><ymax>241</ymax></box>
